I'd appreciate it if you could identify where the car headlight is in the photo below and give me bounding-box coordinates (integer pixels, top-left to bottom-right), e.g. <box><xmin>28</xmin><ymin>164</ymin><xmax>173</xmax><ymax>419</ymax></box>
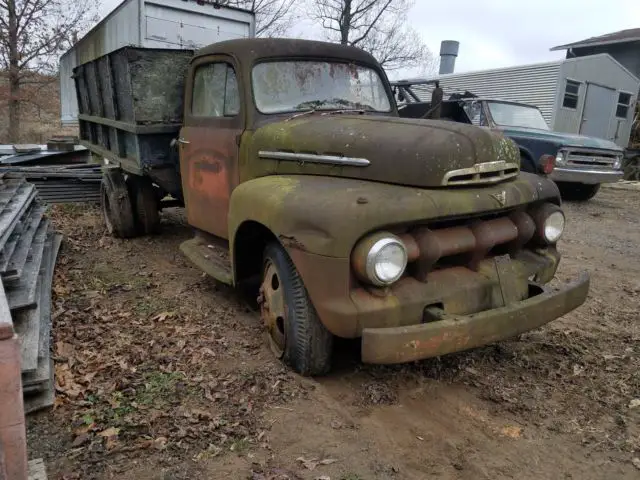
<box><xmin>613</xmin><ymin>156</ymin><xmax>622</xmax><ymax>169</ymax></box>
<box><xmin>352</xmin><ymin>233</ymin><xmax>408</xmax><ymax>286</ymax></box>
<box><xmin>543</xmin><ymin>211</ymin><xmax>565</xmax><ymax>243</ymax></box>
<box><xmin>555</xmin><ymin>151</ymin><xmax>565</xmax><ymax>165</ymax></box>
<box><xmin>529</xmin><ymin>203</ymin><xmax>565</xmax><ymax>245</ymax></box>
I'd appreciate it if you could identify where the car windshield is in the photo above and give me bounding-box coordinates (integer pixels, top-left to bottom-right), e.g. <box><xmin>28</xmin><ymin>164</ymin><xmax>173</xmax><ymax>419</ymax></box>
<box><xmin>487</xmin><ymin>102</ymin><xmax>549</xmax><ymax>130</ymax></box>
<box><xmin>252</xmin><ymin>61</ymin><xmax>391</xmax><ymax>114</ymax></box>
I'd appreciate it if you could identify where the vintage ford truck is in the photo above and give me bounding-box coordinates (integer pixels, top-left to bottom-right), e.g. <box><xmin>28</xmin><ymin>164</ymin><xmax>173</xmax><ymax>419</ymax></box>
<box><xmin>393</xmin><ymin>80</ymin><xmax>625</xmax><ymax>201</ymax></box>
<box><xmin>73</xmin><ymin>39</ymin><xmax>589</xmax><ymax>375</ymax></box>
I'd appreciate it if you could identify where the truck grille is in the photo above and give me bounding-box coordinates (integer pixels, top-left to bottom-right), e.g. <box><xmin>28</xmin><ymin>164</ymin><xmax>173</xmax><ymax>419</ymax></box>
<box><xmin>442</xmin><ymin>161</ymin><xmax>519</xmax><ymax>186</ymax></box>
<box><xmin>401</xmin><ymin>208</ymin><xmax>540</xmax><ymax>282</ymax></box>
<box><xmin>565</xmin><ymin>149</ymin><xmax>619</xmax><ymax>168</ymax></box>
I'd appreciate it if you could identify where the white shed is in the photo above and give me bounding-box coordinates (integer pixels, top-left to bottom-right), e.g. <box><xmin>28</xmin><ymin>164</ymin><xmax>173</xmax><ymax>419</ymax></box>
<box><xmin>59</xmin><ymin>0</ymin><xmax>255</xmax><ymax>125</ymax></box>
<box><xmin>401</xmin><ymin>54</ymin><xmax>640</xmax><ymax>148</ymax></box>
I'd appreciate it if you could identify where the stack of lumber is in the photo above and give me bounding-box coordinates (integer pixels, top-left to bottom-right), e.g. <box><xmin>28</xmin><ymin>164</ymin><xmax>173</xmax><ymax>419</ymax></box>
<box><xmin>0</xmin><ymin>174</ymin><xmax>62</xmax><ymax>412</ymax></box>
<box><xmin>0</xmin><ymin>165</ymin><xmax>101</xmax><ymax>204</ymax></box>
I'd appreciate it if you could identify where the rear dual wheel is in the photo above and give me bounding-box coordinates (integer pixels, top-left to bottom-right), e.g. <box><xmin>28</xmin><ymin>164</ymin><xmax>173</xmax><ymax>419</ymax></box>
<box><xmin>127</xmin><ymin>176</ymin><xmax>161</xmax><ymax>235</ymax></box>
<box><xmin>100</xmin><ymin>170</ymin><xmax>161</xmax><ymax>237</ymax></box>
<box><xmin>101</xmin><ymin>171</ymin><xmax>137</xmax><ymax>238</ymax></box>
<box><xmin>258</xmin><ymin>243</ymin><xmax>333</xmax><ymax>376</ymax></box>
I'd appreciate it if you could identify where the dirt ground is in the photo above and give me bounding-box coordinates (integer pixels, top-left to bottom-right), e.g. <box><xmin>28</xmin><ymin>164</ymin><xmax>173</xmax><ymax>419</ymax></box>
<box><xmin>26</xmin><ymin>186</ymin><xmax>639</xmax><ymax>480</ymax></box>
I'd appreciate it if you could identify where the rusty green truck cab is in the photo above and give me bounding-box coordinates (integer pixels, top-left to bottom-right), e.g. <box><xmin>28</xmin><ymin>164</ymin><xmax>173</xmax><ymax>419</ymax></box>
<box><xmin>79</xmin><ymin>38</ymin><xmax>588</xmax><ymax>375</ymax></box>
<box><xmin>176</xmin><ymin>38</ymin><xmax>589</xmax><ymax>374</ymax></box>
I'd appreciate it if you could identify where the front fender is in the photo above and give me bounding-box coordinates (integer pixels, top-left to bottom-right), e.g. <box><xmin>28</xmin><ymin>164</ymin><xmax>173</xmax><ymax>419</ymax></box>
<box><xmin>228</xmin><ymin>174</ymin><xmax>560</xmax><ymax>339</ymax></box>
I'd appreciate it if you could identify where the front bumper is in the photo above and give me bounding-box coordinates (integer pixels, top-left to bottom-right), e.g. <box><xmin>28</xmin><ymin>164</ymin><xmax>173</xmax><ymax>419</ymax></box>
<box><xmin>550</xmin><ymin>167</ymin><xmax>623</xmax><ymax>184</ymax></box>
<box><xmin>361</xmin><ymin>272</ymin><xmax>590</xmax><ymax>364</ymax></box>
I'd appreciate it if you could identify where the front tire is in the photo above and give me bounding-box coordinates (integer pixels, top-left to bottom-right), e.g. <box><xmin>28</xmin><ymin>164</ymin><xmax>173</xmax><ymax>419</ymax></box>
<box><xmin>557</xmin><ymin>182</ymin><xmax>601</xmax><ymax>201</ymax></box>
<box><xmin>258</xmin><ymin>242</ymin><xmax>333</xmax><ymax>376</ymax></box>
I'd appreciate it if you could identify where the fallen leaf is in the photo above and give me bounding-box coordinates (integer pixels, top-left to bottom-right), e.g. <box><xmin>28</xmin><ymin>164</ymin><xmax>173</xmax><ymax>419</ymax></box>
<box><xmin>98</xmin><ymin>427</ymin><xmax>120</xmax><ymax>438</ymax></box>
<box><xmin>297</xmin><ymin>457</ymin><xmax>338</xmax><ymax>470</ymax></box>
<box><xmin>56</xmin><ymin>341</ymin><xmax>74</xmax><ymax>358</ymax></box>
<box><xmin>71</xmin><ymin>433</ymin><xmax>91</xmax><ymax>447</ymax></box>
<box><xmin>500</xmin><ymin>426</ymin><xmax>523</xmax><ymax>438</ymax></box>
<box><xmin>315</xmin><ymin>476</ymin><xmax>331</xmax><ymax>480</ymax></box>
<box><xmin>632</xmin><ymin>458</ymin><xmax>640</xmax><ymax>470</ymax></box>
<box><xmin>297</xmin><ymin>457</ymin><xmax>319</xmax><ymax>470</ymax></box>
<box><xmin>73</xmin><ymin>423</ymin><xmax>94</xmax><ymax>436</ymax></box>
<box><xmin>154</xmin><ymin>437</ymin><xmax>168</xmax><ymax>450</ymax></box>
<box><xmin>629</xmin><ymin>399</ymin><xmax>640</xmax><ymax>409</ymax></box>
<box><xmin>152</xmin><ymin>311</ymin><xmax>175</xmax><ymax>322</ymax></box>
<box><xmin>105</xmin><ymin>436</ymin><xmax>119</xmax><ymax>451</ymax></box>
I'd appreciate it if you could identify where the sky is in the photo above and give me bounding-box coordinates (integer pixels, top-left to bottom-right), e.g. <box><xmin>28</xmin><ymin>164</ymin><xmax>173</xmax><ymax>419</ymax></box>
<box><xmin>99</xmin><ymin>0</ymin><xmax>640</xmax><ymax>77</ymax></box>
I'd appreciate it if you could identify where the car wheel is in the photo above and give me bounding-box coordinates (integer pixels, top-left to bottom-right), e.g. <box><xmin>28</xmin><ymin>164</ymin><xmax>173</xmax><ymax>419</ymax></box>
<box><xmin>557</xmin><ymin>182</ymin><xmax>601</xmax><ymax>201</ymax></box>
<box><xmin>258</xmin><ymin>242</ymin><xmax>333</xmax><ymax>376</ymax></box>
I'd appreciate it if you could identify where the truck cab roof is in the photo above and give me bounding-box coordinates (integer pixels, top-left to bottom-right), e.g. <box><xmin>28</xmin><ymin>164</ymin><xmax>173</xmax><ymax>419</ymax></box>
<box><xmin>194</xmin><ymin>38</ymin><xmax>381</xmax><ymax>67</ymax></box>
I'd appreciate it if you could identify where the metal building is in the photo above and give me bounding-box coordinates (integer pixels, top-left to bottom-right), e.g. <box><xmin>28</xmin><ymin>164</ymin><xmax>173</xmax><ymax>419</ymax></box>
<box><xmin>552</xmin><ymin>28</ymin><xmax>640</xmax><ymax>85</ymax></box>
<box><xmin>59</xmin><ymin>0</ymin><xmax>255</xmax><ymax>125</ymax></box>
<box><xmin>402</xmin><ymin>54</ymin><xmax>640</xmax><ymax>148</ymax></box>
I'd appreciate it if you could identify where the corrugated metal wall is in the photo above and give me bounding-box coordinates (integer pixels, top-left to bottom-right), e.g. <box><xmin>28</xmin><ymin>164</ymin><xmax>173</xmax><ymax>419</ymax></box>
<box><xmin>554</xmin><ymin>54</ymin><xmax>640</xmax><ymax>147</ymax></box>
<box><xmin>405</xmin><ymin>62</ymin><xmax>562</xmax><ymax>124</ymax></box>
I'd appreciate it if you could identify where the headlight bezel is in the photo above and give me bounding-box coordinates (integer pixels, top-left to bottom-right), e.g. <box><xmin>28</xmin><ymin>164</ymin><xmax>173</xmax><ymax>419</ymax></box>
<box><xmin>529</xmin><ymin>203</ymin><xmax>566</xmax><ymax>245</ymax></box>
<box><xmin>543</xmin><ymin>211</ymin><xmax>565</xmax><ymax>243</ymax></box>
<box><xmin>352</xmin><ymin>232</ymin><xmax>408</xmax><ymax>287</ymax></box>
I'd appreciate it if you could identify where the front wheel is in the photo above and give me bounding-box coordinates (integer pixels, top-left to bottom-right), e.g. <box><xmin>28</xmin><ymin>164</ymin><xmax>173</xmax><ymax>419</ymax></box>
<box><xmin>258</xmin><ymin>243</ymin><xmax>333</xmax><ymax>376</ymax></box>
<box><xmin>557</xmin><ymin>182</ymin><xmax>601</xmax><ymax>201</ymax></box>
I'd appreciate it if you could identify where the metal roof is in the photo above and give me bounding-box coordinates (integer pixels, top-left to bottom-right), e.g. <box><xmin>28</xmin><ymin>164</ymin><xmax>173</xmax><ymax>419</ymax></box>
<box><xmin>551</xmin><ymin>28</ymin><xmax>640</xmax><ymax>51</ymax></box>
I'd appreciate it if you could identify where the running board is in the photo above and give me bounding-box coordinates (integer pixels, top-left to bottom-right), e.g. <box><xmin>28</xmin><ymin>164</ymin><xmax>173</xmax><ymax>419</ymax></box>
<box><xmin>180</xmin><ymin>237</ymin><xmax>233</xmax><ymax>285</ymax></box>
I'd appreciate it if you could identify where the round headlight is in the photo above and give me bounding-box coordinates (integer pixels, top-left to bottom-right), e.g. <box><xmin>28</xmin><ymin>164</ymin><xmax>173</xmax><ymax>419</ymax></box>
<box><xmin>613</xmin><ymin>156</ymin><xmax>622</xmax><ymax>170</ymax></box>
<box><xmin>555</xmin><ymin>151</ymin><xmax>565</xmax><ymax>165</ymax></box>
<box><xmin>352</xmin><ymin>233</ymin><xmax>408</xmax><ymax>287</ymax></box>
<box><xmin>543</xmin><ymin>211</ymin><xmax>565</xmax><ymax>243</ymax></box>
<box><xmin>366</xmin><ymin>238</ymin><xmax>408</xmax><ymax>286</ymax></box>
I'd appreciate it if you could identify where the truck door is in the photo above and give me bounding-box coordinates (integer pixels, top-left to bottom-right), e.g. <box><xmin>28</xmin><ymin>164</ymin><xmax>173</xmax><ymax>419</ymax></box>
<box><xmin>179</xmin><ymin>56</ymin><xmax>243</xmax><ymax>239</ymax></box>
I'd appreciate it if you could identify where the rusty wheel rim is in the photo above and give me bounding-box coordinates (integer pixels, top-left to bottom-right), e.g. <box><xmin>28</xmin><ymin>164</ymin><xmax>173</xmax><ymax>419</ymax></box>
<box><xmin>259</xmin><ymin>260</ymin><xmax>286</xmax><ymax>358</ymax></box>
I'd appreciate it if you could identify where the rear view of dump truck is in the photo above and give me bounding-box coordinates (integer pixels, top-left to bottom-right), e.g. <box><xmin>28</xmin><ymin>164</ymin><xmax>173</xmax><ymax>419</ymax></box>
<box><xmin>71</xmin><ymin>38</ymin><xmax>590</xmax><ymax>375</ymax></box>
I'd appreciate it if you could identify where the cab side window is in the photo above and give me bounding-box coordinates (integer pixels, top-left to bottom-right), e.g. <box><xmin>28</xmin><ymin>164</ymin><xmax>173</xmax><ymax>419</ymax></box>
<box><xmin>192</xmin><ymin>63</ymin><xmax>240</xmax><ymax>117</ymax></box>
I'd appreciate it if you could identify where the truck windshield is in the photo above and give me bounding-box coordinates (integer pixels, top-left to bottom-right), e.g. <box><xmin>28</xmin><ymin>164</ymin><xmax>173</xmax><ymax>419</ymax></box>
<box><xmin>252</xmin><ymin>61</ymin><xmax>391</xmax><ymax>114</ymax></box>
<box><xmin>487</xmin><ymin>102</ymin><xmax>549</xmax><ymax>130</ymax></box>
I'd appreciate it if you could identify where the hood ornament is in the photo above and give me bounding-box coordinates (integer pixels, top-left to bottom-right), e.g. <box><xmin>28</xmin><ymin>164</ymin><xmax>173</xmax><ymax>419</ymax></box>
<box><xmin>491</xmin><ymin>191</ymin><xmax>507</xmax><ymax>207</ymax></box>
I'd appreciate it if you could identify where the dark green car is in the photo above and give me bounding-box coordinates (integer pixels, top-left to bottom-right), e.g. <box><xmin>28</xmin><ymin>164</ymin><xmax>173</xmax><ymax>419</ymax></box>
<box><xmin>394</xmin><ymin>82</ymin><xmax>624</xmax><ymax>201</ymax></box>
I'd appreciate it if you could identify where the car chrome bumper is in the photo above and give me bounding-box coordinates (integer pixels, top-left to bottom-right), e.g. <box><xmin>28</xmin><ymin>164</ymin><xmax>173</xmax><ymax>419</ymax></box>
<box><xmin>550</xmin><ymin>167</ymin><xmax>623</xmax><ymax>184</ymax></box>
<box><xmin>361</xmin><ymin>272</ymin><xmax>590</xmax><ymax>364</ymax></box>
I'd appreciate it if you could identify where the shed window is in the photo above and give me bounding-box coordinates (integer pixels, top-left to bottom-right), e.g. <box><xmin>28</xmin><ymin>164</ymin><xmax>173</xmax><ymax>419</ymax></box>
<box><xmin>562</xmin><ymin>80</ymin><xmax>580</xmax><ymax>109</ymax></box>
<box><xmin>616</xmin><ymin>92</ymin><xmax>632</xmax><ymax>118</ymax></box>
<box><xmin>192</xmin><ymin>63</ymin><xmax>240</xmax><ymax>117</ymax></box>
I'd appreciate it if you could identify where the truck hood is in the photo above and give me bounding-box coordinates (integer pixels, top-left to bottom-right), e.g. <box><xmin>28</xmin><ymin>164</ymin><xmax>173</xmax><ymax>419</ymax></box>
<box><xmin>496</xmin><ymin>126</ymin><xmax>623</xmax><ymax>152</ymax></box>
<box><xmin>247</xmin><ymin>115</ymin><xmax>521</xmax><ymax>188</ymax></box>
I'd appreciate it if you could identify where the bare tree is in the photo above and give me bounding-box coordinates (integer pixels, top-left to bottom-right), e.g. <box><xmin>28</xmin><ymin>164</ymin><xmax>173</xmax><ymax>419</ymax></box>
<box><xmin>0</xmin><ymin>0</ymin><xmax>99</xmax><ymax>143</ymax></box>
<box><xmin>222</xmin><ymin>0</ymin><xmax>298</xmax><ymax>37</ymax></box>
<box><xmin>311</xmin><ymin>0</ymin><xmax>432</xmax><ymax>71</ymax></box>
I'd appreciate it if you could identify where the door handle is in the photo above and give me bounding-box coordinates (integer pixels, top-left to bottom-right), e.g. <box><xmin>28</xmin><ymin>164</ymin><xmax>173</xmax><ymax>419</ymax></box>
<box><xmin>178</xmin><ymin>137</ymin><xmax>190</xmax><ymax>145</ymax></box>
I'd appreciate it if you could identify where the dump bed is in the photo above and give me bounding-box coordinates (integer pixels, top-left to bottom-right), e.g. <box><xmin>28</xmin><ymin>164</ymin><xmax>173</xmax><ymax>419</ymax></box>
<box><xmin>74</xmin><ymin>47</ymin><xmax>193</xmax><ymax>198</ymax></box>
